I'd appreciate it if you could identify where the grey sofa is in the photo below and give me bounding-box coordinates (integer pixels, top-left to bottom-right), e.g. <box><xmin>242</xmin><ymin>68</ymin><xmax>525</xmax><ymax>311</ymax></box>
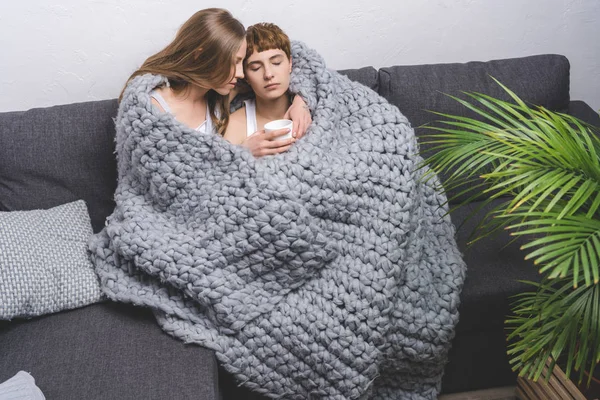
<box><xmin>1</xmin><ymin>54</ymin><xmax>599</xmax><ymax>399</ymax></box>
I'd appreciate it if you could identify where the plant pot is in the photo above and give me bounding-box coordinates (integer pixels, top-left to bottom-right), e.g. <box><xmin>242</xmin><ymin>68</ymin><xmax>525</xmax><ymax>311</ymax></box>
<box><xmin>575</xmin><ymin>368</ymin><xmax>600</xmax><ymax>400</ymax></box>
<box><xmin>516</xmin><ymin>359</ymin><xmax>591</xmax><ymax>400</ymax></box>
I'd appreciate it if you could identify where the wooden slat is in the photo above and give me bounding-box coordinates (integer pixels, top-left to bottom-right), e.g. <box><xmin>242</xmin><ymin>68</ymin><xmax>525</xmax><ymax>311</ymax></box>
<box><xmin>518</xmin><ymin>377</ymin><xmax>542</xmax><ymax>400</ymax></box>
<box><xmin>536</xmin><ymin>362</ymin><xmax>571</xmax><ymax>400</ymax></box>
<box><xmin>547</xmin><ymin>371</ymin><xmax>577</xmax><ymax>400</ymax></box>
<box><xmin>535</xmin><ymin>376</ymin><xmax>564</xmax><ymax>400</ymax></box>
<box><xmin>517</xmin><ymin>358</ymin><xmax>589</xmax><ymax>400</ymax></box>
<box><xmin>547</xmin><ymin>359</ymin><xmax>587</xmax><ymax>400</ymax></box>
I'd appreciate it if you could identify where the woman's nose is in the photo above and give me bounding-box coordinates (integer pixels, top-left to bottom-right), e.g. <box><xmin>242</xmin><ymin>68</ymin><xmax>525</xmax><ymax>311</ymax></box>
<box><xmin>235</xmin><ymin>64</ymin><xmax>244</xmax><ymax>79</ymax></box>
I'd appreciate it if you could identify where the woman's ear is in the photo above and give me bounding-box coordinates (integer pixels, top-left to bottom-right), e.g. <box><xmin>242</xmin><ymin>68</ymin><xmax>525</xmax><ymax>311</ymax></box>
<box><xmin>289</xmin><ymin>56</ymin><xmax>293</xmax><ymax>73</ymax></box>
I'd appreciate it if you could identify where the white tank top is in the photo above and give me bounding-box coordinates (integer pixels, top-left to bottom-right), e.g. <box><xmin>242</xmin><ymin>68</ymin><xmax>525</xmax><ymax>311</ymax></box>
<box><xmin>150</xmin><ymin>90</ymin><xmax>213</xmax><ymax>134</ymax></box>
<box><xmin>244</xmin><ymin>99</ymin><xmax>258</xmax><ymax>137</ymax></box>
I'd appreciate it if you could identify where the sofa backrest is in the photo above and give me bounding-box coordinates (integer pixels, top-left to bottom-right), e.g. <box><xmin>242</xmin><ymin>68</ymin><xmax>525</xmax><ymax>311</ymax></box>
<box><xmin>378</xmin><ymin>54</ymin><xmax>570</xmax><ymax>133</ymax></box>
<box><xmin>0</xmin><ymin>99</ymin><xmax>119</xmax><ymax>232</ymax></box>
<box><xmin>0</xmin><ymin>54</ymin><xmax>573</xmax><ymax>229</ymax></box>
<box><xmin>376</xmin><ymin>54</ymin><xmax>570</xmax><ymax>202</ymax></box>
<box><xmin>337</xmin><ymin>67</ymin><xmax>379</xmax><ymax>92</ymax></box>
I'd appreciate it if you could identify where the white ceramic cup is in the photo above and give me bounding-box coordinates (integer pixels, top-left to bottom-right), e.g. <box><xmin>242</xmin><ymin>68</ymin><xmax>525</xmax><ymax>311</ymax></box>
<box><xmin>264</xmin><ymin>119</ymin><xmax>293</xmax><ymax>141</ymax></box>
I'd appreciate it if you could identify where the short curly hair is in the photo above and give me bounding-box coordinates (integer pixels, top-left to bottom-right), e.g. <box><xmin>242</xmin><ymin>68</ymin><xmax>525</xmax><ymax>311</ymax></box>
<box><xmin>245</xmin><ymin>22</ymin><xmax>291</xmax><ymax>61</ymax></box>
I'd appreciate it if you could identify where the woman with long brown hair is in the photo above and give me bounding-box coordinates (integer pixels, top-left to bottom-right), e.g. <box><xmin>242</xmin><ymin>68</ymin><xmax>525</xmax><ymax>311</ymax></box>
<box><xmin>119</xmin><ymin>8</ymin><xmax>310</xmax><ymax>156</ymax></box>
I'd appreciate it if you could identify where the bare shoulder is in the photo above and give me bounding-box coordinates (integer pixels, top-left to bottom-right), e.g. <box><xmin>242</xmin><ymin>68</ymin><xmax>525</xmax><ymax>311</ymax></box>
<box><xmin>224</xmin><ymin>108</ymin><xmax>248</xmax><ymax>145</ymax></box>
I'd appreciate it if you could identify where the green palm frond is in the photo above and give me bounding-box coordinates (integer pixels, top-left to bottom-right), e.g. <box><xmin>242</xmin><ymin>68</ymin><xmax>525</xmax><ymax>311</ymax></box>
<box><xmin>422</xmin><ymin>79</ymin><xmax>600</xmax><ymax>246</ymax></box>
<box><xmin>419</xmin><ymin>77</ymin><xmax>600</xmax><ymax>384</ymax></box>
<box><xmin>504</xmin><ymin>211</ymin><xmax>600</xmax><ymax>287</ymax></box>
<box><xmin>506</xmin><ymin>278</ymin><xmax>600</xmax><ymax>386</ymax></box>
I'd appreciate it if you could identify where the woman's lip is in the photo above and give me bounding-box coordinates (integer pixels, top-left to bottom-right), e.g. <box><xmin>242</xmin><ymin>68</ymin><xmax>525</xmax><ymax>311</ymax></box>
<box><xmin>265</xmin><ymin>83</ymin><xmax>279</xmax><ymax>89</ymax></box>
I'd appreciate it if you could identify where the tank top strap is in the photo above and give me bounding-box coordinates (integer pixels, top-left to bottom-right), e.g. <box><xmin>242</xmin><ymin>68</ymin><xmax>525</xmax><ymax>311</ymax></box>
<box><xmin>149</xmin><ymin>90</ymin><xmax>171</xmax><ymax>113</ymax></box>
<box><xmin>151</xmin><ymin>89</ymin><xmax>214</xmax><ymax>134</ymax></box>
<box><xmin>199</xmin><ymin>102</ymin><xmax>213</xmax><ymax>133</ymax></box>
<box><xmin>244</xmin><ymin>99</ymin><xmax>258</xmax><ymax>137</ymax></box>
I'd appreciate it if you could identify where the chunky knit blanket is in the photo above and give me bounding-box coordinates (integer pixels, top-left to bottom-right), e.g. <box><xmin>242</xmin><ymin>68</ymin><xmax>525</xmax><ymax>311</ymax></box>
<box><xmin>89</xmin><ymin>41</ymin><xmax>466</xmax><ymax>399</ymax></box>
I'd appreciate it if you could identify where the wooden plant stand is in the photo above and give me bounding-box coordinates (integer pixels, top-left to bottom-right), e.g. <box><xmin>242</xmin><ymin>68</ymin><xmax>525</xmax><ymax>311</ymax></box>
<box><xmin>516</xmin><ymin>358</ymin><xmax>595</xmax><ymax>400</ymax></box>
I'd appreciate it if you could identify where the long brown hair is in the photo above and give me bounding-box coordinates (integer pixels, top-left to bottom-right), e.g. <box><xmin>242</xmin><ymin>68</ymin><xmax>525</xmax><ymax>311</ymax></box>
<box><xmin>119</xmin><ymin>8</ymin><xmax>245</xmax><ymax>135</ymax></box>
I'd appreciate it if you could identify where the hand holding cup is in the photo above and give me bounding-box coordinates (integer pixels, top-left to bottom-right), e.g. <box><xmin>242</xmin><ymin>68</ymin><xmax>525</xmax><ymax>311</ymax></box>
<box><xmin>242</xmin><ymin>119</ymin><xmax>295</xmax><ymax>157</ymax></box>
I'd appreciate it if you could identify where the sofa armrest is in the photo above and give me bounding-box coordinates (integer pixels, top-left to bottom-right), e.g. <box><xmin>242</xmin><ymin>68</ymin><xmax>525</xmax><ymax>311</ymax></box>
<box><xmin>0</xmin><ymin>302</ymin><xmax>219</xmax><ymax>400</ymax></box>
<box><xmin>568</xmin><ymin>100</ymin><xmax>600</xmax><ymax>127</ymax></box>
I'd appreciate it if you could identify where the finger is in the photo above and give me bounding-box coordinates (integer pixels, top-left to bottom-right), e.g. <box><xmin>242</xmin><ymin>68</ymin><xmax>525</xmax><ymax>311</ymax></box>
<box><xmin>296</xmin><ymin>119</ymin><xmax>306</xmax><ymax>139</ymax></box>
<box><xmin>261</xmin><ymin>144</ymin><xmax>293</xmax><ymax>156</ymax></box>
<box><xmin>293</xmin><ymin>126</ymin><xmax>302</xmax><ymax>140</ymax></box>
<box><xmin>292</xmin><ymin>119</ymin><xmax>300</xmax><ymax>138</ymax></box>
<box><xmin>283</xmin><ymin>108</ymin><xmax>295</xmax><ymax>136</ymax></box>
<box><xmin>248</xmin><ymin>129</ymin><xmax>265</xmax><ymax>138</ymax></box>
<box><xmin>299</xmin><ymin>114</ymin><xmax>312</xmax><ymax>139</ymax></box>
<box><xmin>265</xmin><ymin>128</ymin><xmax>292</xmax><ymax>140</ymax></box>
<box><xmin>263</xmin><ymin>137</ymin><xmax>295</xmax><ymax>148</ymax></box>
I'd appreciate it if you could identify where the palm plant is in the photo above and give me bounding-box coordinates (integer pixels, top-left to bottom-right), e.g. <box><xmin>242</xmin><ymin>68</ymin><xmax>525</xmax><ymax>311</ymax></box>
<box><xmin>421</xmin><ymin>79</ymin><xmax>600</xmax><ymax>386</ymax></box>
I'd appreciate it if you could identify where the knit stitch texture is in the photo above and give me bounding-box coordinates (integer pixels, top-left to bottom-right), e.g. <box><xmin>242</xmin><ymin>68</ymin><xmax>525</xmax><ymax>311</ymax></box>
<box><xmin>89</xmin><ymin>41</ymin><xmax>466</xmax><ymax>399</ymax></box>
<box><xmin>1</xmin><ymin>200</ymin><xmax>102</xmax><ymax>320</ymax></box>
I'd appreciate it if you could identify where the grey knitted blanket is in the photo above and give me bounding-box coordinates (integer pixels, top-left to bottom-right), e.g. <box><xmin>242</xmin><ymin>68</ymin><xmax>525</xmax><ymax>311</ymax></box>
<box><xmin>89</xmin><ymin>41</ymin><xmax>466</xmax><ymax>400</ymax></box>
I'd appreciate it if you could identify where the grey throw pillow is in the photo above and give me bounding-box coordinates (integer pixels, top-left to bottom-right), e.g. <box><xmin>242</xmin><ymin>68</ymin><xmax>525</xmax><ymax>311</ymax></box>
<box><xmin>0</xmin><ymin>200</ymin><xmax>103</xmax><ymax>319</ymax></box>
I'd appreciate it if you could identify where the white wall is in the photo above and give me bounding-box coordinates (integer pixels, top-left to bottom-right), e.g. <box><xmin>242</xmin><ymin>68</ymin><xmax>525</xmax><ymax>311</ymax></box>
<box><xmin>0</xmin><ymin>0</ymin><xmax>598</xmax><ymax>112</ymax></box>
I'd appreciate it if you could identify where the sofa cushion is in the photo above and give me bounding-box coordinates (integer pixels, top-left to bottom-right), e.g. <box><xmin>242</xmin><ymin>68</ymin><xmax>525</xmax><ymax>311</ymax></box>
<box><xmin>0</xmin><ymin>200</ymin><xmax>102</xmax><ymax>320</ymax></box>
<box><xmin>450</xmin><ymin>198</ymin><xmax>541</xmax><ymax>335</ymax></box>
<box><xmin>0</xmin><ymin>302</ymin><xmax>219</xmax><ymax>400</ymax></box>
<box><xmin>442</xmin><ymin>327</ymin><xmax>516</xmax><ymax>393</ymax></box>
<box><xmin>0</xmin><ymin>99</ymin><xmax>119</xmax><ymax>233</ymax></box>
<box><xmin>378</xmin><ymin>54</ymin><xmax>570</xmax><ymax>133</ymax></box>
<box><xmin>437</xmin><ymin>198</ymin><xmax>542</xmax><ymax>393</ymax></box>
<box><xmin>337</xmin><ymin>66</ymin><xmax>379</xmax><ymax>92</ymax></box>
<box><xmin>568</xmin><ymin>100</ymin><xmax>600</xmax><ymax>127</ymax></box>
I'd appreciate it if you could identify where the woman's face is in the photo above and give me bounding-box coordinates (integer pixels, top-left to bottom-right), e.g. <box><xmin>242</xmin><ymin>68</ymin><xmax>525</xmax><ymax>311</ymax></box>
<box><xmin>243</xmin><ymin>48</ymin><xmax>292</xmax><ymax>101</ymax></box>
<box><xmin>213</xmin><ymin>39</ymin><xmax>247</xmax><ymax>96</ymax></box>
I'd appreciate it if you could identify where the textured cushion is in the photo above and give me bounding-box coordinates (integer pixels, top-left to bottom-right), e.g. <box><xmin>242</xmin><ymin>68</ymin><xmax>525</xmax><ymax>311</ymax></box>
<box><xmin>0</xmin><ymin>99</ymin><xmax>119</xmax><ymax>233</ymax></box>
<box><xmin>0</xmin><ymin>371</ymin><xmax>46</xmax><ymax>399</ymax></box>
<box><xmin>0</xmin><ymin>302</ymin><xmax>219</xmax><ymax>400</ymax></box>
<box><xmin>337</xmin><ymin>66</ymin><xmax>379</xmax><ymax>92</ymax></box>
<box><xmin>0</xmin><ymin>200</ymin><xmax>103</xmax><ymax>319</ymax></box>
